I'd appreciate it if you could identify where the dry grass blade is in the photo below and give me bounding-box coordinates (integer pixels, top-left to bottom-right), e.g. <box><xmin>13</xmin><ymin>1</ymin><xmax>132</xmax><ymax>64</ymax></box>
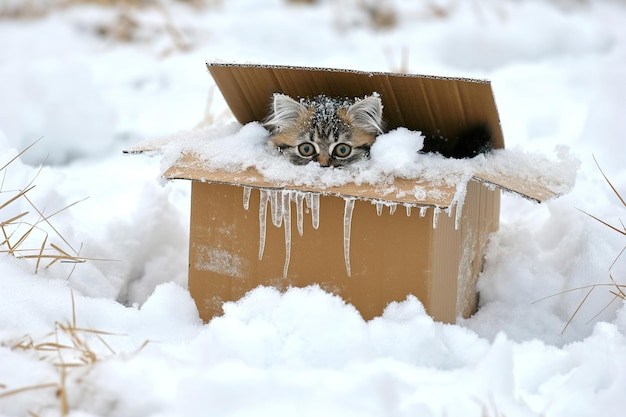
<box><xmin>534</xmin><ymin>283</ymin><xmax>626</xmax><ymax>332</ymax></box>
<box><xmin>552</xmin><ymin>157</ymin><xmax>626</xmax><ymax>332</ymax></box>
<box><xmin>578</xmin><ymin>208</ymin><xmax>625</xmax><ymax>236</ymax></box>
<box><xmin>4</xmin><ymin>289</ymin><xmax>148</xmax><ymax>415</ymax></box>
<box><xmin>0</xmin><ymin>211</ymin><xmax>29</xmax><ymax>228</ymax></box>
<box><xmin>35</xmin><ymin>233</ymin><xmax>48</xmax><ymax>274</ymax></box>
<box><xmin>562</xmin><ymin>285</ymin><xmax>596</xmax><ymax>334</ymax></box>
<box><xmin>0</xmin><ymin>382</ymin><xmax>58</xmax><ymax>399</ymax></box>
<box><xmin>0</xmin><ymin>137</ymin><xmax>43</xmax><ymax>172</ymax></box>
<box><xmin>0</xmin><ymin>185</ymin><xmax>36</xmax><ymax>211</ymax></box>
<box><xmin>594</xmin><ymin>155</ymin><xmax>625</xmax><ymax>208</ymax></box>
<box><xmin>20</xmin><ymin>193</ymin><xmax>88</xmax><ymax>256</ymax></box>
<box><xmin>0</xmin><ymin>140</ymin><xmax>108</xmax><ymax>272</ymax></box>
<box><xmin>532</xmin><ymin>284</ymin><xmax>614</xmax><ymax>304</ymax></box>
<box><xmin>609</xmin><ymin>246</ymin><xmax>626</xmax><ymax>273</ymax></box>
<box><xmin>4</xmin><ymin>223</ymin><xmax>38</xmax><ymax>256</ymax></box>
<box><xmin>69</xmin><ymin>288</ymin><xmax>77</xmax><ymax>328</ymax></box>
<box><xmin>585</xmin><ymin>293</ymin><xmax>621</xmax><ymax>325</ymax></box>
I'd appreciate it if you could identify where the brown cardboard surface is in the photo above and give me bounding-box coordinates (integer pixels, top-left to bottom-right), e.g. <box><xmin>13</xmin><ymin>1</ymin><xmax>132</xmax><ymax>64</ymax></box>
<box><xmin>472</xmin><ymin>171</ymin><xmax>559</xmax><ymax>202</ymax></box>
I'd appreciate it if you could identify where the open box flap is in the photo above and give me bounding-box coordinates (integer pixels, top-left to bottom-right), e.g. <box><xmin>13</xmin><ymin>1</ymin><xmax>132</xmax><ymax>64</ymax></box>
<box><xmin>472</xmin><ymin>169</ymin><xmax>565</xmax><ymax>203</ymax></box>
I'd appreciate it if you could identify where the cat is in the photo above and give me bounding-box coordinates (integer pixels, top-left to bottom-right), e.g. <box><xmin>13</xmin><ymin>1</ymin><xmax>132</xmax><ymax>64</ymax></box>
<box><xmin>421</xmin><ymin>124</ymin><xmax>493</xmax><ymax>159</ymax></box>
<box><xmin>264</xmin><ymin>93</ymin><xmax>384</xmax><ymax>167</ymax></box>
<box><xmin>264</xmin><ymin>92</ymin><xmax>492</xmax><ymax>167</ymax></box>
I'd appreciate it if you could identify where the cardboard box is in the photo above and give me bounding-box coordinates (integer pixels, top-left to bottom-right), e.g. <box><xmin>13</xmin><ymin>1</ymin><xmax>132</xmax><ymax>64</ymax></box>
<box><xmin>134</xmin><ymin>63</ymin><xmax>563</xmax><ymax>323</ymax></box>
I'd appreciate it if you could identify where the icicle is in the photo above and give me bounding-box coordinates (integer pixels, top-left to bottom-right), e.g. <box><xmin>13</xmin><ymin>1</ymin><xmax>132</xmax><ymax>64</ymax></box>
<box><xmin>376</xmin><ymin>202</ymin><xmax>383</xmax><ymax>216</ymax></box>
<box><xmin>343</xmin><ymin>198</ymin><xmax>355</xmax><ymax>277</ymax></box>
<box><xmin>311</xmin><ymin>193</ymin><xmax>320</xmax><ymax>230</ymax></box>
<box><xmin>269</xmin><ymin>190</ymin><xmax>283</xmax><ymax>228</ymax></box>
<box><xmin>420</xmin><ymin>206</ymin><xmax>428</xmax><ymax>218</ymax></box>
<box><xmin>305</xmin><ymin>193</ymin><xmax>313</xmax><ymax>213</ymax></box>
<box><xmin>282</xmin><ymin>191</ymin><xmax>292</xmax><ymax>278</ymax></box>
<box><xmin>454</xmin><ymin>202</ymin><xmax>464</xmax><ymax>231</ymax></box>
<box><xmin>242</xmin><ymin>186</ymin><xmax>251</xmax><ymax>211</ymax></box>
<box><xmin>406</xmin><ymin>205</ymin><xmax>412</xmax><ymax>217</ymax></box>
<box><xmin>295</xmin><ymin>192</ymin><xmax>304</xmax><ymax>236</ymax></box>
<box><xmin>389</xmin><ymin>203</ymin><xmax>397</xmax><ymax>215</ymax></box>
<box><xmin>432</xmin><ymin>207</ymin><xmax>441</xmax><ymax>229</ymax></box>
<box><xmin>258</xmin><ymin>189</ymin><xmax>270</xmax><ymax>260</ymax></box>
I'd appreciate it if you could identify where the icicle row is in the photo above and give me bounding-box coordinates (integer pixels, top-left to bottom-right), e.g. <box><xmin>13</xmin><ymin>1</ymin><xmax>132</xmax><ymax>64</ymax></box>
<box><xmin>255</xmin><ymin>189</ymin><xmax>322</xmax><ymax>278</ymax></box>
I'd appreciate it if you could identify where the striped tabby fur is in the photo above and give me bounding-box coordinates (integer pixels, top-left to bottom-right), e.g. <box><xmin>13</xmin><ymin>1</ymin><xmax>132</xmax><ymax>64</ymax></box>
<box><xmin>264</xmin><ymin>93</ymin><xmax>384</xmax><ymax>167</ymax></box>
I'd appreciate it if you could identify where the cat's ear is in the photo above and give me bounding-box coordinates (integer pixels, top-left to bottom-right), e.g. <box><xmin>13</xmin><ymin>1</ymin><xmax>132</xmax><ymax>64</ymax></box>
<box><xmin>264</xmin><ymin>93</ymin><xmax>307</xmax><ymax>131</ymax></box>
<box><xmin>347</xmin><ymin>95</ymin><xmax>384</xmax><ymax>135</ymax></box>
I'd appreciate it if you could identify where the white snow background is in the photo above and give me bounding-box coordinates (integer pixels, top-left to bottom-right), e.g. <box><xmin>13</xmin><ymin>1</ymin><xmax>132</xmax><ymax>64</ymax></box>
<box><xmin>1</xmin><ymin>1</ymin><xmax>626</xmax><ymax>416</ymax></box>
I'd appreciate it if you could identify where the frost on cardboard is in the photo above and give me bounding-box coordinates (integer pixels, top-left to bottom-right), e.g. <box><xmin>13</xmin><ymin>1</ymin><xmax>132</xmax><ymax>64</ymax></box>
<box><xmin>154</xmin><ymin>63</ymin><xmax>568</xmax><ymax>324</ymax></box>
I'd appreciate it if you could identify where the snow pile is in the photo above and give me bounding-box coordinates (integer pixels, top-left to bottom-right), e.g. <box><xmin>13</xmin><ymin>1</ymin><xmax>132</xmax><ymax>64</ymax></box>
<box><xmin>1</xmin><ymin>0</ymin><xmax>626</xmax><ymax>416</ymax></box>
<box><xmin>0</xmin><ymin>59</ymin><xmax>117</xmax><ymax>165</ymax></box>
<box><xmin>436</xmin><ymin>1</ymin><xmax>613</xmax><ymax>70</ymax></box>
<box><xmin>158</xmin><ymin>121</ymin><xmax>578</xmax><ymax>201</ymax></box>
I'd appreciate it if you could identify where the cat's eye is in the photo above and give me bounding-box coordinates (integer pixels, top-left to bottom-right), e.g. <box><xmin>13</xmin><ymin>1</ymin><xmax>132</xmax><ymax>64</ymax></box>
<box><xmin>298</xmin><ymin>142</ymin><xmax>317</xmax><ymax>157</ymax></box>
<box><xmin>332</xmin><ymin>143</ymin><xmax>352</xmax><ymax>158</ymax></box>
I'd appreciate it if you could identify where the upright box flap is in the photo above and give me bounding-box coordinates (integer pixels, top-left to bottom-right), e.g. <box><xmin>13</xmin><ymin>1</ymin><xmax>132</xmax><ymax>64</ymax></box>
<box><xmin>206</xmin><ymin>63</ymin><xmax>505</xmax><ymax>150</ymax></box>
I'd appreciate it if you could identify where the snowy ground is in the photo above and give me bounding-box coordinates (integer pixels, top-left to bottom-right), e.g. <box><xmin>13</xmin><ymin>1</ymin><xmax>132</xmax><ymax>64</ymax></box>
<box><xmin>1</xmin><ymin>1</ymin><xmax>626</xmax><ymax>416</ymax></box>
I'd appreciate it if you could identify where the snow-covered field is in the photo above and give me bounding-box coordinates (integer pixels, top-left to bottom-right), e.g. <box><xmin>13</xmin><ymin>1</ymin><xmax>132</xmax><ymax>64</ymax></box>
<box><xmin>1</xmin><ymin>1</ymin><xmax>626</xmax><ymax>416</ymax></box>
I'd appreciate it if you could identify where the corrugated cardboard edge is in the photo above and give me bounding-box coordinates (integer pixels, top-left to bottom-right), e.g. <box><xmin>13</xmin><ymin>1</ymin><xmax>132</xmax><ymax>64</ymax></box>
<box><xmin>472</xmin><ymin>172</ymin><xmax>559</xmax><ymax>202</ymax></box>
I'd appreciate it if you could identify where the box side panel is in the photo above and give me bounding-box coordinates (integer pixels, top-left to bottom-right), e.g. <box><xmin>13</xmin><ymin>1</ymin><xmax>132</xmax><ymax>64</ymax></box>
<box><xmin>429</xmin><ymin>210</ymin><xmax>463</xmax><ymax>324</ymax></box>
<box><xmin>429</xmin><ymin>181</ymin><xmax>500</xmax><ymax>323</ymax></box>
<box><xmin>455</xmin><ymin>181</ymin><xmax>500</xmax><ymax>317</ymax></box>
<box><xmin>329</xmin><ymin>199</ymin><xmax>435</xmax><ymax>320</ymax></box>
<box><xmin>189</xmin><ymin>181</ymin><xmax>439</xmax><ymax>322</ymax></box>
<box><xmin>188</xmin><ymin>181</ymin><xmax>257</xmax><ymax>317</ymax></box>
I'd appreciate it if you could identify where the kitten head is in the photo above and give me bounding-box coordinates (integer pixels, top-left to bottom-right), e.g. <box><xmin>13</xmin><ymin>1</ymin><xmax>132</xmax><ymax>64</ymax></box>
<box><xmin>264</xmin><ymin>93</ymin><xmax>384</xmax><ymax>167</ymax></box>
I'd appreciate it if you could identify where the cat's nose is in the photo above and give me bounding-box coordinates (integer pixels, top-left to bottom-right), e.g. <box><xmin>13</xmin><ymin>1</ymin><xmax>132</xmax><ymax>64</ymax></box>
<box><xmin>317</xmin><ymin>154</ymin><xmax>330</xmax><ymax>167</ymax></box>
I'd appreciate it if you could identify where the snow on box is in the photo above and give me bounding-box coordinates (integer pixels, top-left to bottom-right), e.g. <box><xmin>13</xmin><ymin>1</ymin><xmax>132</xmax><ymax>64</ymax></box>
<box><xmin>128</xmin><ymin>63</ymin><xmax>576</xmax><ymax>324</ymax></box>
